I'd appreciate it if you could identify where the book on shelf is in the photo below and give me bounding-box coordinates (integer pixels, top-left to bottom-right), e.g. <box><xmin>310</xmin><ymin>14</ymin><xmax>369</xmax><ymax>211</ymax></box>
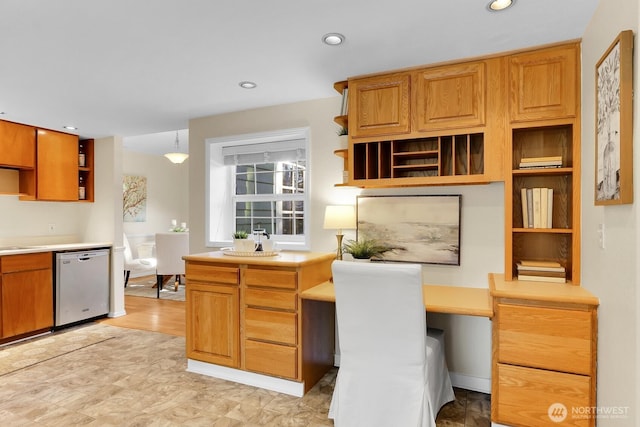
<box><xmin>518</xmin><ymin>259</ymin><xmax>563</xmax><ymax>268</ymax></box>
<box><xmin>519</xmin><ymin>155</ymin><xmax>563</xmax><ymax>169</ymax></box>
<box><xmin>516</xmin><ymin>269</ymin><xmax>566</xmax><ymax>278</ymax></box>
<box><xmin>517</xmin><ymin>274</ymin><xmax>566</xmax><ymax>283</ymax></box>
<box><xmin>340</xmin><ymin>88</ymin><xmax>349</xmax><ymax>116</ymax></box>
<box><xmin>520</xmin><ymin>187</ymin><xmax>553</xmax><ymax>229</ymax></box>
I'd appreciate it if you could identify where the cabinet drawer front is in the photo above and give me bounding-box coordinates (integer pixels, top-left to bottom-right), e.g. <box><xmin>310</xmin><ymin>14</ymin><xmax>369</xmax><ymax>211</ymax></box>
<box><xmin>245</xmin><ymin>340</ymin><xmax>297</xmax><ymax>380</ymax></box>
<box><xmin>245</xmin><ymin>288</ymin><xmax>297</xmax><ymax>311</ymax></box>
<box><xmin>245</xmin><ymin>269</ymin><xmax>297</xmax><ymax>290</ymax></box>
<box><xmin>498</xmin><ymin>303</ymin><xmax>593</xmax><ymax>375</ymax></box>
<box><xmin>496</xmin><ymin>363</ymin><xmax>591</xmax><ymax>427</ymax></box>
<box><xmin>186</xmin><ymin>263</ymin><xmax>239</xmax><ymax>285</ymax></box>
<box><xmin>245</xmin><ymin>308</ymin><xmax>297</xmax><ymax>345</ymax></box>
<box><xmin>1</xmin><ymin>252</ymin><xmax>51</xmax><ymax>273</ymax></box>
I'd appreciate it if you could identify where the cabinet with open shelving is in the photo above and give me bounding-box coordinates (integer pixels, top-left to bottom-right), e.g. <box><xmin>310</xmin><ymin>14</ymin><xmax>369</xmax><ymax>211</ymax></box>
<box><xmin>350</xmin><ymin>133</ymin><xmax>484</xmax><ymax>186</ymax></box>
<box><xmin>506</xmin><ymin>123</ymin><xmax>580</xmax><ymax>284</ymax></box>
<box><xmin>78</xmin><ymin>139</ymin><xmax>94</xmax><ymax>202</ymax></box>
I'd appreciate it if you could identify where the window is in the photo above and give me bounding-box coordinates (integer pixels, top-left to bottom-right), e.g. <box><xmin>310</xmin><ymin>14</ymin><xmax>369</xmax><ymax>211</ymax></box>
<box><xmin>206</xmin><ymin>128</ymin><xmax>310</xmax><ymax>250</ymax></box>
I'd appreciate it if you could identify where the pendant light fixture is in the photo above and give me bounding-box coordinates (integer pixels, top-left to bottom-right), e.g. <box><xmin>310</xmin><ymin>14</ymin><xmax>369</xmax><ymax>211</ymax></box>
<box><xmin>164</xmin><ymin>131</ymin><xmax>189</xmax><ymax>164</ymax></box>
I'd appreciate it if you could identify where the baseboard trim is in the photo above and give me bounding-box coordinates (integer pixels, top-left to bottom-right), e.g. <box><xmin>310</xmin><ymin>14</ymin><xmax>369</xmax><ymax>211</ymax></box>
<box><xmin>108</xmin><ymin>309</ymin><xmax>127</xmax><ymax>318</ymax></box>
<box><xmin>187</xmin><ymin>359</ymin><xmax>305</xmax><ymax>397</ymax></box>
<box><xmin>449</xmin><ymin>371</ymin><xmax>491</xmax><ymax>394</ymax></box>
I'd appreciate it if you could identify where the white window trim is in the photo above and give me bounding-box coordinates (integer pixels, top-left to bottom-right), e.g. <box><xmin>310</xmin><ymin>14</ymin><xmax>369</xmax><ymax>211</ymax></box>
<box><xmin>205</xmin><ymin>127</ymin><xmax>311</xmax><ymax>250</ymax></box>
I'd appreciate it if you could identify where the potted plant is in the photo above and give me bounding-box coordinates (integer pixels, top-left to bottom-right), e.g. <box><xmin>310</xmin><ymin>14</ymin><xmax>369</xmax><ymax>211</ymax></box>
<box><xmin>342</xmin><ymin>238</ymin><xmax>394</xmax><ymax>261</ymax></box>
<box><xmin>232</xmin><ymin>230</ymin><xmax>252</xmax><ymax>252</ymax></box>
<box><xmin>337</xmin><ymin>126</ymin><xmax>348</xmax><ymax>148</ymax></box>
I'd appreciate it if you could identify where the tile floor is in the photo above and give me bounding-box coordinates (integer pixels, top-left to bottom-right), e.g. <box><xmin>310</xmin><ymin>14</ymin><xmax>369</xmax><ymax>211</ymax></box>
<box><xmin>0</xmin><ymin>323</ymin><xmax>490</xmax><ymax>426</ymax></box>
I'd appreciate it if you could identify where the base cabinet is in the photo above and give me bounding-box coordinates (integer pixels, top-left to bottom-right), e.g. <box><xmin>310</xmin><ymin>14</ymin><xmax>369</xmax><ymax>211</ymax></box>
<box><xmin>491</xmin><ymin>275</ymin><xmax>598</xmax><ymax>427</ymax></box>
<box><xmin>186</xmin><ymin>264</ymin><xmax>240</xmax><ymax>368</ymax></box>
<box><xmin>0</xmin><ymin>252</ymin><xmax>53</xmax><ymax>340</ymax></box>
<box><xmin>185</xmin><ymin>252</ymin><xmax>335</xmax><ymax>393</ymax></box>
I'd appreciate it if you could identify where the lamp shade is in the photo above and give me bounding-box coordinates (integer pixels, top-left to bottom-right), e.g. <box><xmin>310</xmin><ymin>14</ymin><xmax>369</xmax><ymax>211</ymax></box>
<box><xmin>164</xmin><ymin>152</ymin><xmax>189</xmax><ymax>164</ymax></box>
<box><xmin>323</xmin><ymin>205</ymin><xmax>356</xmax><ymax>230</ymax></box>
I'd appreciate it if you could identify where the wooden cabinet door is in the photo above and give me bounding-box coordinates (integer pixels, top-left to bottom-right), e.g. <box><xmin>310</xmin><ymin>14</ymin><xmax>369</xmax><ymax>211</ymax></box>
<box><xmin>509</xmin><ymin>44</ymin><xmax>578</xmax><ymax>122</ymax></box>
<box><xmin>1</xmin><ymin>269</ymin><xmax>53</xmax><ymax>338</ymax></box>
<box><xmin>349</xmin><ymin>73</ymin><xmax>410</xmax><ymax>138</ymax></box>
<box><xmin>414</xmin><ymin>62</ymin><xmax>486</xmax><ymax>132</ymax></box>
<box><xmin>186</xmin><ymin>282</ymin><xmax>239</xmax><ymax>368</ymax></box>
<box><xmin>0</xmin><ymin>120</ymin><xmax>36</xmax><ymax>168</ymax></box>
<box><xmin>36</xmin><ymin>129</ymin><xmax>78</xmax><ymax>201</ymax></box>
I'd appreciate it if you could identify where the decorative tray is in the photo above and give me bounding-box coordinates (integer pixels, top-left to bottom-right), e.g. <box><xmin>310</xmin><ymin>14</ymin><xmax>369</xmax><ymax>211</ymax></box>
<box><xmin>221</xmin><ymin>247</ymin><xmax>280</xmax><ymax>257</ymax></box>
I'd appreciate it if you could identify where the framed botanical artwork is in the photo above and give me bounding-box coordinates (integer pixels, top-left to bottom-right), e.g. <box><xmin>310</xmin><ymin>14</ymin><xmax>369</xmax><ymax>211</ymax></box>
<box><xmin>356</xmin><ymin>195</ymin><xmax>461</xmax><ymax>265</ymax></box>
<box><xmin>595</xmin><ymin>30</ymin><xmax>634</xmax><ymax>205</ymax></box>
<box><xmin>123</xmin><ymin>175</ymin><xmax>147</xmax><ymax>222</ymax></box>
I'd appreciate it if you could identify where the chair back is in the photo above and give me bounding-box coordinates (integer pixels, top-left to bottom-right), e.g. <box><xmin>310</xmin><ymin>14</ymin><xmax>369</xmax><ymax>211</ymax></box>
<box><xmin>331</xmin><ymin>260</ymin><xmax>427</xmax><ymax>426</ymax></box>
<box><xmin>123</xmin><ymin>233</ymin><xmax>134</xmax><ymax>267</ymax></box>
<box><xmin>155</xmin><ymin>232</ymin><xmax>189</xmax><ymax>276</ymax></box>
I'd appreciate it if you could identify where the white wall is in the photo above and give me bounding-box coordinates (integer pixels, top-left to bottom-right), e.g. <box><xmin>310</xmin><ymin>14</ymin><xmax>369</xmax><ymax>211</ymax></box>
<box><xmin>581</xmin><ymin>0</ymin><xmax>639</xmax><ymax>424</ymax></box>
<box><xmin>122</xmin><ymin>150</ymin><xmax>189</xmax><ymax>255</ymax></box>
<box><xmin>188</xmin><ymin>96</ymin><xmax>503</xmax><ymax>390</ymax></box>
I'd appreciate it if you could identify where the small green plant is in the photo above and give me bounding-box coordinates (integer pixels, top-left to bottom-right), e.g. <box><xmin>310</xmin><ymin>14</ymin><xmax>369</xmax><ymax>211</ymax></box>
<box><xmin>342</xmin><ymin>238</ymin><xmax>394</xmax><ymax>260</ymax></box>
<box><xmin>337</xmin><ymin>126</ymin><xmax>348</xmax><ymax>136</ymax></box>
<box><xmin>232</xmin><ymin>230</ymin><xmax>249</xmax><ymax>239</ymax></box>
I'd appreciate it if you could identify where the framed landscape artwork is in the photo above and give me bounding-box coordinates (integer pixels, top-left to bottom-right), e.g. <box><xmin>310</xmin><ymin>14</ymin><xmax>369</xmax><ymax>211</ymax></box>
<box><xmin>595</xmin><ymin>30</ymin><xmax>634</xmax><ymax>205</ymax></box>
<box><xmin>356</xmin><ymin>195</ymin><xmax>461</xmax><ymax>265</ymax></box>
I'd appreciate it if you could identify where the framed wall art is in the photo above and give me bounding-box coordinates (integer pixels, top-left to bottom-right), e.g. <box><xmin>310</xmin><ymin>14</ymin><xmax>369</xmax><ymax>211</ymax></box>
<box><xmin>356</xmin><ymin>195</ymin><xmax>461</xmax><ymax>265</ymax></box>
<box><xmin>123</xmin><ymin>175</ymin><xmax>147</xmax><ymax>222</ymax></box>
<box><xmin>595</xmin><ymin>30</ymin><xmax>634</xmax><ymax>205</ymax></box>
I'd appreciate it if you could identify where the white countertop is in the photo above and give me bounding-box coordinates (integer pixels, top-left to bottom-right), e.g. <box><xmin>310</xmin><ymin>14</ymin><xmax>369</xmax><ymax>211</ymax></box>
<box><xmin>0</xmin><ymin>242</ymin><xmax>112</xmax><ymax>256</ymax></box>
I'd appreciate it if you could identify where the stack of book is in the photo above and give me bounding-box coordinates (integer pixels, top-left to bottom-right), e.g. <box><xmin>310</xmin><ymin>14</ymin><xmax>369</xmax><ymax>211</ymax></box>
<box><xmin>519</xmin><ymin>156</ymin><xmax>562</xmax><ymax>169</ymax></box>
<box><xmin>516</xmin><ymin>260</ymin><xmax>566</xmax><ymax>283</ymax></box>
<box><xmin>520</xmin><ymin>187</ymin><xmax>553</xmax><ymax>228</ymax></box>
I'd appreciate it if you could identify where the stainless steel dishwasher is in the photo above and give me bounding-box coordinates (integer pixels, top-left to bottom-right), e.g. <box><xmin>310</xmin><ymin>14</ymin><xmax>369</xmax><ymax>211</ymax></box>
<box><xmin>55</xmin><ymin>249</ymin><xmax>110</xmax><ymax>328</ymax></box>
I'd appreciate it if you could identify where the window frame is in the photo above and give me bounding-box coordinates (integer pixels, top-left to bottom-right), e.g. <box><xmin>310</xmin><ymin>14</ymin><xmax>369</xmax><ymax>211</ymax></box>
<box><xmin>205</xmin><ymin>127</ymin><xmax>311</xmax><ymax>250</ymax></box>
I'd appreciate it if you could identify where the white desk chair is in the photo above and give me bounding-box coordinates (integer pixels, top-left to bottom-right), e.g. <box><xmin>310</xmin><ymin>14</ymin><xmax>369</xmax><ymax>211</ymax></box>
<box><xmin>155</xmin><ymin>232</ymin><xmax>189</xmax><ymax>298</ymax></box>
<box><xmin>329</xmin><ymin>260</ymin><xmax>455</xmax><ymax>427</ymax></box>
<box><xmin>123</xmin><ymin>233</ymin><xmax>156</xmax><ymax>287</ymax></box>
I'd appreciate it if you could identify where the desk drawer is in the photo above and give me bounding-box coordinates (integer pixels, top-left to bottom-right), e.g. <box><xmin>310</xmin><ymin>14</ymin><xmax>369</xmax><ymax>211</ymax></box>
<box><xmin>245</xmin><ymin>269</ymin><xmax>297</xmax><ymax>290</ymax></box>
<box><xmin>186</xmin><ymin>263</ymin><xmax>239</xmax><ymax>285</ymax></box>
<box><xmin>497</xmin><ymin>303</ymin><xmax>593</xmax><ymax>375</ymax></box>
<box><xmin>245</xmin><ymin>288</ymin><xmax>297</xmax><ymax>310</ymax></box>
<box><xmin>496</xmin><ymin>363</ymin><xmax>591</xmax><ymax>427</ymax></box>
<box><xmin>245</xmin><ymin>308</ymin><xmax>297</xmax><ymax>345</ymax></box>
<box><xmin>245</xmin><ymin>340</ymin><xmax>297</xmax><ymax>380</ymax></box>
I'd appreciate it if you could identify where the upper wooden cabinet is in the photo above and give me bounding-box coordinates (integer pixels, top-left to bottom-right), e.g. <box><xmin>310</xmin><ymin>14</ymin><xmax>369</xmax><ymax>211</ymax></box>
<box><xmin>35</xmin><ymin>129</ymin><xmax>79</xmax><ymax>201</ymax></box>
<box><xmin>414</xmin><ymin>61</ymin><xmax>486</xmax><ymax>132</ymax></box>
<box><xmin>509</xmin><ymin>43</ymin><xmax>579</xmax><ymax>122</ymax></box>
<box><xmin>348</xmin><ymin>73</ymin><xmax>410</xmax><ymax>138</ymax></box>
<box><xmin>0</xmin><ymin>120</ymin><xmax>36</xmax><ymax>169</ymax></box>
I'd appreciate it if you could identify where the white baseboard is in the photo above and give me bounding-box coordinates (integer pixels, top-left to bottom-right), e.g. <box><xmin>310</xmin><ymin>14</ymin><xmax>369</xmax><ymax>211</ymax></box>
<box><xmin>108</xmin><ymin>309</ymin><xmax>127</xmax><ymax>318</ymax></box>
<box><xmin>449</xmin><ymin>371</ymin><xmax>491</xmax><ymax>394</ymax></box>
<box><xmin>187</xmin><ymin>359</ymin><xmax>305</xmax><ymax>397</ymax></box>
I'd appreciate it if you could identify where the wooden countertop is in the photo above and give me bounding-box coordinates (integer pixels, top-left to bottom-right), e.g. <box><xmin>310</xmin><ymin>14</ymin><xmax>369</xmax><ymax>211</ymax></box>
<box><xmin>300</xmin><ymin>281</ymin><xmax>493</xmax><ymax>318</ymax></box>
<box><xmin>489</xmin><ymin>273</ymin><xmax>599</xmax><ymax>306</ymax></box>
<box><xmin>183</xmin><ymin>250</ymin><xmax>335</xmax><ymax>267</ymax></box>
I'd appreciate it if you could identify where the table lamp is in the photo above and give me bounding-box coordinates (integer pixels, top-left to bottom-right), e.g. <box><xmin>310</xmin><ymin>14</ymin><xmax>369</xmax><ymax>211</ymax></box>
<box><xmin>323</xmin><ymin>205</ymin><xmax>356</xmax><ymax>260</ymax></box>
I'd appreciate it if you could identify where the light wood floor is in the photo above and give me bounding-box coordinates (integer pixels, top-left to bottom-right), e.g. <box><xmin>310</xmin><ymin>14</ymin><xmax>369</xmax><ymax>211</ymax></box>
<box><xmin>98</xmin><ymin>295</ymin><xmax>186</xmax><ymax>337</ymax></box>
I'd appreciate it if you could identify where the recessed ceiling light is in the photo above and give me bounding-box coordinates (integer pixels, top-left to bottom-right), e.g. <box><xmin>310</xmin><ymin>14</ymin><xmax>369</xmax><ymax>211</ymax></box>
<box><xmin>488</xmin><ymin>0</ymin><xmax>513</xmax><ymax>11</ymax></box>
<box><xmin>64</xmin><ymin>125</ymin><xmax>78</xmax><ymax>130</ymax></box>
<box><xmin>239</xmin><ymin>81</ymin><xmax>257</xmax><ymax>89</ymax></box>
<box><xmin>322</xmin><ymin>33</ymin><xmax>345</xmax><ymax>46</ymax></box>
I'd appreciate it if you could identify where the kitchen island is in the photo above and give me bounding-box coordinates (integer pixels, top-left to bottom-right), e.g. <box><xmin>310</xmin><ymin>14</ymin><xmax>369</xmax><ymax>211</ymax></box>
<box><xmin>183</xmin><ymin>250</ymin><xmax>335</xmax><ymax>396</ymax></box>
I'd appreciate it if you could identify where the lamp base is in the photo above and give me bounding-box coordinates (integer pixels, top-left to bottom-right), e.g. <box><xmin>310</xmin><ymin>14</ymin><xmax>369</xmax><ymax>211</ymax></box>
<box><xmin>336</xmin><ymin>233</ymin><xmax>344</xmax><ymax>260</ymax></box>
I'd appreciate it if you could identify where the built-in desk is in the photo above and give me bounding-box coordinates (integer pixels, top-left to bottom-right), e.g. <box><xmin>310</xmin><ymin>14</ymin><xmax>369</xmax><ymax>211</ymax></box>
<box><xmin>301</xmin><ymin>281</ymin><xmax>493</xmax><ymax>318</ymax></box>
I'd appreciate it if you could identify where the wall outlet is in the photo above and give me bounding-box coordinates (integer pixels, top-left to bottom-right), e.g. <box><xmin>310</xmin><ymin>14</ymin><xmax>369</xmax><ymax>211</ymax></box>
<box><xmin>48</xmin><ymin>223</ymin><xmax>56</xmax><ymax>233</ymax></box>
<box><xmin>597</xmin><ymin>223</ymin><xmax>605</xmax><ymax>249</ymax></box>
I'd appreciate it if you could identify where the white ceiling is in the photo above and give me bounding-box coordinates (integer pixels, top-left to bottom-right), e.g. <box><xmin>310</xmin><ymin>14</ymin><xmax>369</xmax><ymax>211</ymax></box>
<box><xmin>0</xmin><ymin>0</ymin><xmax>598</xmax><ymax>155</ymax></box>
